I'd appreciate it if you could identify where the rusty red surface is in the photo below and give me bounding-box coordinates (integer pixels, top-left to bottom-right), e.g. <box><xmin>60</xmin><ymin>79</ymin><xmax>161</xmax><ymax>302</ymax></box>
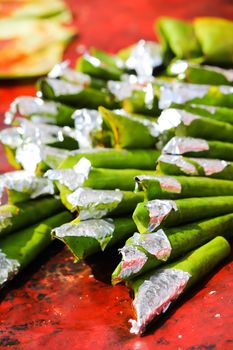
<box><xmin>0</xmin><ymin>1</ymin><xmax>233</xmax><ymax>349</ymax></box>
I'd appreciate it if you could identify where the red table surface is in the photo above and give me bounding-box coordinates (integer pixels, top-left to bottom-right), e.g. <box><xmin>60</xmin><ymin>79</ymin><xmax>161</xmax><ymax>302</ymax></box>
<box><xmin>0</xmin><ymin>1</ymin><xmax>233</xmax><ymax>349</ymax></box>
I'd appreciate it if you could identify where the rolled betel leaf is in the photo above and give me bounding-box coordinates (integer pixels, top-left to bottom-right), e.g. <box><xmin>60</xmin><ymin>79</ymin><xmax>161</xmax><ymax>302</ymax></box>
<box><xmin>4</xmin><ymin>96</ymin><xmax>76</xmax><ymax>127</ymax></box>
<box><xmin>167</xmin><ymin>60</ymin><xmax>233</xmax><ymax>86</ymax></box>
<box><xmin>66</xmin><ymin>187</ymin><xmax>144</xmax><ymax>217</ymax></box>
<box><xmin>156</xmin><ymin>17</ymin><xmax>202</xmax><ymax>60</ymax></box>
<box><xmin>0</xmin><ymin>197</ymin><xmax>64</xmax><ymax>238</ymax></box>
<box><xmin>0</xmin><ymin>211</ymin><xmax>73</xmax><ymax>288</ymax></box>
<box><xmin>133</xmin><ymin>196</ymin><xmax>233</xmax><ymax>233</ymax></box>
<box><xmin>98</xmin><ymin>107</ymin><xmax>159</xmax><ymax>148</ymax></box>
<box><xmin>158</xmin><ymin>108</ymin><xmax>233</xmax><ymax>143</ymax></box>
<box><xmin>128</xmin><ymin>236</ymin><xmax>230</xmax><ymax>335</ymax></box>
<box><xmin>112</xmin><ymin>213</ymin><xmax>233</xmax><ymax>284</ymax></box>
<box><xmin>158</xmin><ymin>81</ymin><xmax>233</xmax><ymax>110</ymax></box>
<box><xmin>37</xmin><ymin>78</ymin><xmax>119</xmax><ymax>109</ymax></box>
<box><xmin>48</xmin><ymin>61</ymin><xmax>106</xmax><ymax>90</ymax></box>
<box><xmin>157</xmin><ymin>154</ymin><xmax>233</xmax><ymax>180</ymax></box>
<box><xmin>0</xmin><ymin>170</ymin><xmax>55</xmax><ymax>204</ymax></box>
<box><xmin>163</xmin><ymin>136</ymin><xmax>233</xmax><ymax>161</ymax></box>
<box><xmin>177</xmin><ymin>104</ymin><xmax>233</xmax><ymax>126</ymax></box>
<box><xmin>52</xmin><ymin>216</ymin><xmax>136</xmax><ymax>260</ymax></box>
<box><xmin>60</xmin><ymin>148</ymin><xmax>160</xmax><ymax>170</ymax></box>
<box><xmin>194</xmin><ymin>17</ymin><xmax>233</xmax><ymax>65</ymax></box>
<box><xmin>135</xmin><ymin>174</ymin><xmax>233</xmax><ymax>200</ymax></box>
<box><xmin>76</xmin><ymin>53</ymin><xmax>124</xmax><ymax>81</ymax></box>
<box><xmin>45</xmin><ymin>158</ymin><xmax>156</xmax><ymax>206</ymax></box>
<box><xmin>107</xmin><ymin>79</ymin><xmax>160</xmax><ymax>116</ymax></box>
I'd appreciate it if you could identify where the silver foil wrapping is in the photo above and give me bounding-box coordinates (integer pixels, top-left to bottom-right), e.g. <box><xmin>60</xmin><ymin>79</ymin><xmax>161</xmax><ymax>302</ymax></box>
<box><xmin>0</xmin><ymin>170</ymin><xmax>54</xmax><ymax>202</ymax></box>
<box><xmin>159</xmin><ymin>154</ymin><xmax>198</xmax><ymax>175</ymax></box>
<box><xmin>45</xmin><ymin>157</ymin><xmax>91</xmax><ymax>191</ymax></box>
<box><xmin>42</xmin><ymin>78</ymin><xmax>84</xmax><ymax>96</ymax></box>
<box><xmin>163</xmin><ymin>136</ymin><xmax>209</xmax><ymax>155</ymax></box>
<box><xmin>136</xmin><ymin>175</ymin><xmax>182</xmax><ymax>194</ymax></box>
<box><xmin>0</xmin><ymin>211</ymin><xmax>13</xmax><ymax>233</ymax></box>
<box><xmin>0</xmin><ymin>249</ymin><xmax>20</xmax><ymax>287</ymax></box>
<box><xmin>158</xmin><ymin>108</ymin><xmax>200</xmax><ymax>132</ymax></box>
<box><xmin>145</xmin><ymin>199</ymin><xmax>178</xmax><ymax>231</ymax></box>
<box><xmin>48</xmin><ymin>61</ymin><xmax>91</xmax><ymax>86</ymax></box>
<box><xmin>66</xmin><ymin>187</ymin><xmax>123</xmax><ymax>218</ymax></box>
<box><xmin>53</xmin><ymin>218</ymin><xmax>115</xmax><ymax>250</ymax></box>
<box><xmin>190</xmin><ymin>158</ymin><xmax>229</xmax><ymax>176</ymax></box>
<box><xmin>118</xmin><ymin>245</ymin><xmax>148</xmax><ymax>279</ymax></box>
<box><xmin>131</xmin><ymin>230</ymin><xmax>172</xmax><ymax>260</ymax></box>
<box><xmin>4</xmin><ymin>96</ymin><xmax>59</xmax><ymax>125</ymax></box>
<box><xmin>129</xmin><ymin>268</ymin><xmax>191</xmax><ymax>334</ymax></box>
<box><xmin>72</xmin><ymin>109</ymin><xmax>102</xmax><ymax>148</ymax></box>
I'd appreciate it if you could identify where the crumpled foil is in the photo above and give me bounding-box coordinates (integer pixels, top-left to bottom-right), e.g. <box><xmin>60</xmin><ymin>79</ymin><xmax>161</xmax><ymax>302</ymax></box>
<box><xmin>119</xmin><ymin>245</ymin><xmax>148</xmax><ymax>279</ymax></box>
<box><xmin>145</xmin><ymin>199</ymin><xmax>178</xmax><ymax>231</ymax></box>
<box><xmin>48</xmin><ymin>61</ymin><xmax>91</xmax><ymax>87</ymax></box>
<box><xmin>129</xmin><ymin>268</ymin><xmax>191</xmax><ymax>334</ymax></box>
<box><xmin>135</xmin><ymin>175</ymin><xmax>182</xmax><ymax>194</ymax></box>
<box><xmin>66</xmin><ymin>187</ymin><xmax>123</xmax><ymax>218</ymax></box>
<box><xmin>158</xmin><ymin>108</ymin><xmax>200</xmax><ymax>132</ymax></box>
<box><xmin>0</xmin><ymin>249</ymin><xmax>20</xmax><ymax>287</ymax></box>
<box><xmin>190</xmin><ymin>158</ymin><xmax>229</xmax><ymax>176</ymax></box>
<box><xmin>53</xmin><ymin>218</ymin><xmax>115</xmax><ymax>250</ymax></box>
<box><xmin>158</xmin><ymin>154</ymin><xmax>198</xmax><ymax>175</ymax></box>
<box><xmin>42</xmin><ymin>78</ymin><xmax>84</xmax><ymax>96</ymax></box>
<box><xmin>163</xmin><ymin>136</ymin><xmax>209</xmax><ymax>155</ymax></box>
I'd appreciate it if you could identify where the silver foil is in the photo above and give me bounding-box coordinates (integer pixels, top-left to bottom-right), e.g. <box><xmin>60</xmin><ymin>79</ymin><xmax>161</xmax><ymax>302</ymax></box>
<box><xmin>159</xmin><ymin>154</ymin><xmax>198</xmax><ymax>175</ymax></box>
<box><xmin>43</xmin><ymin>78</ymin><xmax>84</xmax><ymax>96</ymax></box>
<box><xmin>158</xmin><ymin>108</ymin><xmax>200</xmax><ymax>132</ymax></box>
<box><xmin>163</xmin><ymin>136</ymin><xmax>209</xmax><ymax>155</ymax></box>
<box><xmin>159</xmin><ymin>82</ymin><xmax>210</xmax><ymax>109</ymax></box>
<box><xmin>44</xmin><ymin>157</ymin><xmax>91</xmax><ymax>191</ymax></box>
<box><xmin>136</xmin><ymin>175</ymin><xmax>182</xmax><ymax>194</ymax></box>
<box><xmin>107</xmin><ymin>80</ymin><xmax>136</xmax><ymax>100</ymax></box>
<box><xmin>129</xmin><ymin>268</ymin><xmax>191</xmax><ymax>334</ymax></box>
<box><xmin>119</xmin><ymin>245</ymin><xmax>148</xmax><ymax>279</ymax></box>
<box><xmin>145</xmin><ymin>199</ymin><xmax>178</xmax><ymax>231</ymax></box>
<box><xmin>66</xmin><ymin>187</ymin><xmax>123</xmax><ymax>218</ymax></box>
<box><xmin>4</xmin><ymin>96</ymin><xmax>59</xmax><ymax>125</ymax></box>
<box><xmin>72</xmin><ymin>109</ymin><xmax>102</xmax><ymax>148</ymax></box>
<box><xmin>48</xmin><ymin>61</ymin><xmax>91</xmax><ymax>86</ymax></box>
<box><xmin>219</xmin><ymin>86</ymin><xmax>233</xmax><ymax>95</ymax></box>
<box><xmin>53</xmin><ymin>218</ymin><xmax>115</xmax><ymax>250</ymax></box>
<box><xmin>0</xmin><ymin>249</ymin><xmax>20</xmax><ymax>287</ymax></box>
<box><xmin>0</xmin><ymin>170</ymin><xmax>54</xmax><ymax>201</ymax></box>
<box><xmin>131</xmin><ymin>230</ymin><xmax>172</xmax><ymax>260</ymax></box>
<box><xmin>125</xmin><ymin>40</ymin><xmax>163</xmax><ymax>77</ymax></box>
<box><xmin>190</xmin><ymin>158</ymin><xmax>229</xmax><ymax>176</ymax></box>
<box><xmin>0</xmin><ymin>127</ymin><xmax>23</xmax><ymax>148</ymax></box>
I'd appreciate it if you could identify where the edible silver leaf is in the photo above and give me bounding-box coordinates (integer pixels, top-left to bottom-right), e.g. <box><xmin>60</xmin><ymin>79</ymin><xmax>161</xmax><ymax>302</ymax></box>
<box><xmin>190</xmin><ymin>158</ymin><xmax>229</xmax><ymax>176</ymax></box>
<box><xmin>163</xmin><ymin>136</ymin><xmax>209</xmax><ymax>155</ymax></box>
<box><xmin>159</xmin><ymin>154</ymin><xmax>198</xmax><ymax>175</ymax></box>
<box><xmin>145</xmin><ymin>199</ymin><xmax>178</xmax><ymax>231</ymax></box>
<box><xmin>129</xmin><ymin>268</ymin><xmax>191</xmax><ymax>334</ymax></box>
<box><xmin>119</xmin><ymin>245</ymin><xmax>148</xmax><ymax>279</ymax></box>
<box><xmin>0</xmin><ymin>249</ymin><xmax>20</xmax><ymax>287</ymax></box>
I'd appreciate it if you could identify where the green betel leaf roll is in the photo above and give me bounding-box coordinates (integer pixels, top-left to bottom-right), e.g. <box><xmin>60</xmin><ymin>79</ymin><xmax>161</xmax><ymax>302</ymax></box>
<box><xmin>52</xmin><ymin>216</ymin><xmax>136</xmax><ymax>260</ymax></box>
<box><xmin>0</xmin><ymin>197</ymin><xmax>64</xmax><ymax>238</ymax></box>
<box><xmin>167</xmin><ymin>60</ymin><xmax>233</xmax><ymax>86</ymax></box>
<box><xmin>37</xmin><ymin>78</ymin><xmax>119</xmax><ymax>109</ymax></box>
<box><xmin>128</xmin><ymin>236</ymin><xmax>230</xmax><ymax>335</ymax></box>
<box><xmin>45</xmin><ymin>158</ymin><xmax>156</xmax><ymax>207</ymax></box>
<box><xmin>135</xmin><ymin>174</ymin><xmax>233</xmax><ymax>200</ymax></box>
<box><xmin>163</xmin><ymin>136</ymin><xmax>233</xmax><ymax>161</ymax></box>
<box><xmin>5</xmin><ymin>96</ymin><xmax>76</xmax><ymax>127</ymax></box>
<box><xmin>133</xmin><ymin>196</ymin><xmax>233</xmax><ymax>233</ymax></box>
<box><xmin>158</xmin><ymin>82</ymin><xmax>233</xmax><ymax>110</ymax></box>
<box><xmin>112</xmin><ymin>213</ymin><xmax>233</xmax><ymax>284</ymax></box>
<box><xmin>0</xmin><ymin>170</ymin><xmax>55</xmax><ymax>204</ymax></box>
<box><xmin>0</xmin><ymin>211</ymin><xmax>73</xmax><ymax>288</ymax></box>
<box><xmin>158</xmin><ymin>108</ymin><xmax>233</xmax><ymax>143</ymax></box>
<box><xmin>60</xmin><ymin>148</ymin><xmax>160</xmax><ymax>170</ymax></box>
<box><xmin>156</xmin><ymin>17</ymin><xmax>202</xmax><ymax>60</ymax></box>
<box><xmin>158</xmin><ymin>154</ymin><xmax>233</xmax><ymax>180</ymax></box>
<box><xmin>66</xmin><ymin>187</ymin><xmax>144</xmax><ymax>217</ymax></box>
<box><xmin>177</xmin><ymin>104</ymin><xmax>233</xmax><ymax>126</ymax></box>
<box><xmin>194</xmin><ymin>17</ymin><xmax>233</xmax><ymax>65</ymax></box>
<box><xmin>107</xmin><ymin>79</ymin><xmax>160</xmax><ymax>116</ymax></box>
<box><xmin>98</xmin><ymin>107</ymin><xmax>159</xmax><ymax>148</ymax></box>
<box><xmin>48</xmin><ymin>61</ymin><xmax>107</xmax><ymax>90</ymax></box>
<box><xmin>76</xmin><ymin>53</ymin><xmax>124</xmax><ymax>81</ymax></box>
